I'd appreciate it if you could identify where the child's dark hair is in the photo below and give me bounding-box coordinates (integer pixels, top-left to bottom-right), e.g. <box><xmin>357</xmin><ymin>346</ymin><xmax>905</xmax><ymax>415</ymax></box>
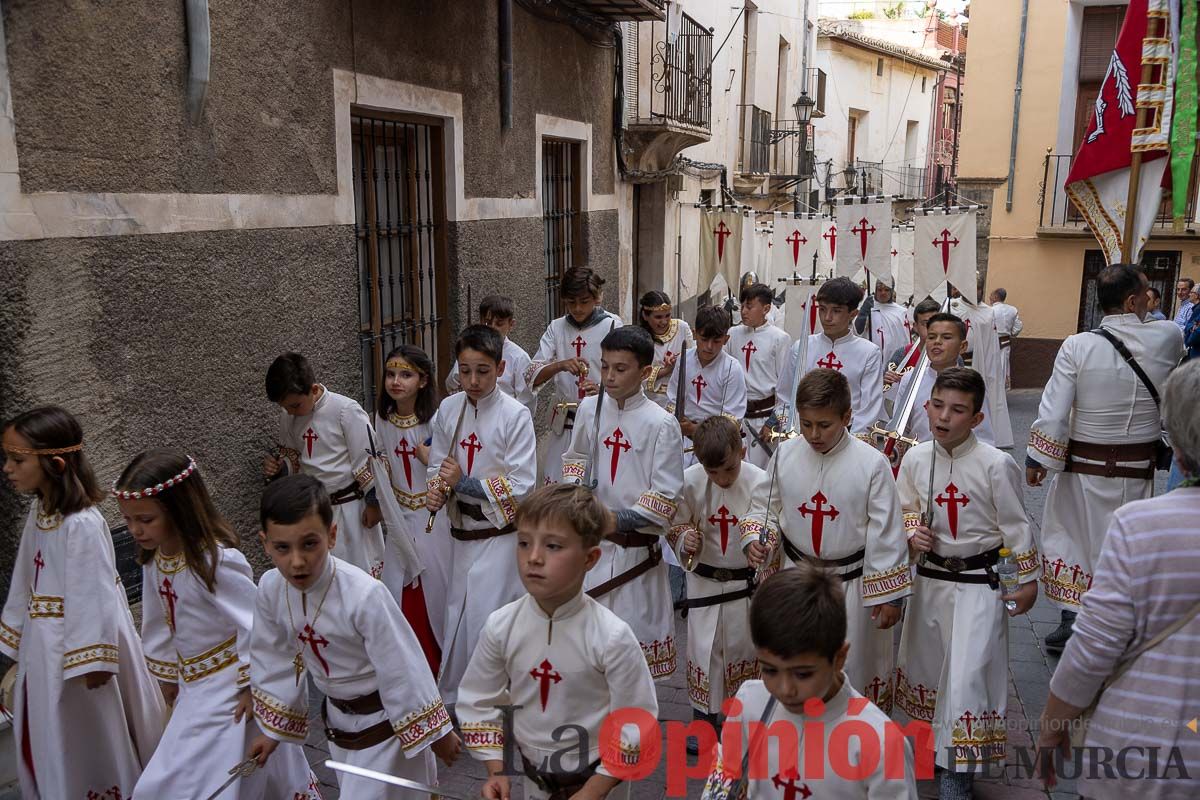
<box><xmin>377</xmin><ymin>345</ymin><xmax>438</xmax><ymax>423</ymax></box>
<box><xmin>692</xmin><ymin>416</ymin><xmax>743</xmax><ymax>469</ymax></box>
<box><xmin>739</xmin><ymin>282</ymin><xmax>773</xmax><ymax>307</ymax></box>
<box><xmin>750</xmin><ymin>562</ymin><xmax>847</xmax><ymax>660</ymax></box>
<box><xmin>517</xmin><ymin>483</ymin><xmax>612</xmax><ymax>549</ymax></box>
<box><xmin>2</xmin><ymin>406</ymin><xmax>102</xmax><ymax>515</ymax></box>
<box><xmin>455</xmin><ymin>324</ymin><xmax>505</xmax><ymax>365</ymax></box>
<box><xmin>266</xmin><ymin>353</ymin><xmax>316</xmax><ymax>403</ymax></box>
<box><xmin>914</xmin><ymin>297</ymin><xmax>942</xmax><ymax>318</ymax></box>
<box><xmin>926</xmin><ymin>312</ymin><xmax>967</xmax><ymax>341</ymax></box>
<box><xmin>638</xmin><ymin>291</ymin><xmax>672</xmax><ymax>335</ymax></box>
<box><xmin>602</xmin><ymin>326</ymin><xmax>655</xmax><ymax>368</ymax></box>
<box><xmin>561</xmin><ymin>267</ymin><xmax>605</xmax><ymax>301</ymax></box>
<box><xmin>796</xmin><ymin>369</ymin><xmax>852</xmax><ymax>417</ymax></box>
<box><xmin>932</xmin><ymin>367</ymin><xmax>986</xmax><ymax>414</ymax></box>
<box><xmin>815</xmin><ymin>276</ymin><xmax>864</xmax><ymax>310</ymax></box>
<box><xmin>694</xmin><ymin>304</ymin><xmax>732</xmax><ymax>339</ymax></box>
<box><xmin>479</xmin><ymin>294</ymin><xmax>515</xmax><ymax>323</ymax></box>
<box><xmin>260</xmin><ymin>474</ymin><xmax>333</xmax><ymax>532</ymax></box>
<box><xmin>116</xmin><ymin>450</ymin><xmax>238</xmax><ymax>592</ymax></box>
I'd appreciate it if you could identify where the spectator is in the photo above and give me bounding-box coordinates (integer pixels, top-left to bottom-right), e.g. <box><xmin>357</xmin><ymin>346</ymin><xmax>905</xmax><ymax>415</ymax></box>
<box><xmin>1146</xmin><ymin>286</ymin><xmax>1167</xmax><ymax>321</ymax></box>
<box><xmin>1037</xmin><ymin>359</ymin><xmax>1200</xmax><ymax>799</ymax></box>
<box><xmin>1172</xmin><ymin>277</ymin><xmax>1195</xmax><ymax>329</ymax></box>
<box><xmin>1187</xmin><ymin>289</ymin><xmax>1200</xmax><ymax>361</ymax></box>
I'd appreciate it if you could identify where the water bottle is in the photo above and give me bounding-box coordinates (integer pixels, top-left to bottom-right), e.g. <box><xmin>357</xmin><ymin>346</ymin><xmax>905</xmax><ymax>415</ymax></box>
<box><xmin>996</xmin><ymin>547</ymin><xmax>1019</xmax><ymax>611</ymax></box>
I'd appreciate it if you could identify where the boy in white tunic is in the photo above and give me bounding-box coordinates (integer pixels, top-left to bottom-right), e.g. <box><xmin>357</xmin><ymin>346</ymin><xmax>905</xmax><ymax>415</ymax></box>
<box><xmin>265</xmin><ymin>352</ymin><xmax>385</xmax><ymax>578</ymax></box>
<box><xmin>639</xmin><ymin>289</ymin><xmax>695</xmax><ymax>408</ymax></box>
<box><xmin>773</xmin><ymin>278</ymin><xmax>884</xmax><ymax>437</ymax></box>
<box><xmin>667</xmin><ymin>305</ymin><xmax>748</xmax><ymax>467</ymax></box>
<box><xmin>726</xmin><ymin>283</ymin><xmax>792</xmax><ymax>467</ymax></box>
<box><xmin>427</xmin><ymin>324</ymin><xmax>538</xmax><ymax>704</ymax></box>
<box><xmin>701</xmin><ymin>566</ymin><xmax>919</xmax><ymax>799</ymax></box>
<box><xmin>458</xmin><ymin>484</ymin><xmax>659</xmax><ymax>800</ymax></box>
<box><xmin>948</xmin><ymin>290</ymin><xmax>1013</xmax><ymax>448</ymax></box>
<box><xmin>745</xmin><ymin>369</ymin><xmax>910</xmax><ymax>711</ymax></box>
<box><xmin>248</xmin><ymin>475</ymin><xmax>462</xmax><ymax>800</ymax></box>
<box><xmin>894</xmin><ymin>368</ymin><xmax>1039</xmax><ymax>800</ymax></box>
<box><xmin>863</xmin><ymin>281</ymin><xmax>910</xmax><ymax>368</ymax></box>
<box><xmin>670</xmin><ymin>416</ymin><xmax>764</xmax><ymax>722</ymax></box>
<box><xmin>563</xmin><ymin>325</ymin><xmax>685</xmax><ymax>679</ymax></box>
<box><xmin>884</xmin><ymin>298</ymin><xmax>939</xmax><ymax>388</ymax></box>
<box><xmin>527</xmin><ymin>267</ymin><xmax>623</xmax><ymax>485</ymax></box>
<box><xmin>447</xmin><ymin>294</ymin><xmax>536</xmax><ymax>417</ymax></box>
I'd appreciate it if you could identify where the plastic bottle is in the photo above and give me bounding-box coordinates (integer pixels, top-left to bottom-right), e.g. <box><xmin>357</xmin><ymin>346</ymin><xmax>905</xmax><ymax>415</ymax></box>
<box><xmin>996</xmin><ymin>547</ymin><xmax>1019</xmax><ymax>611</ymax></box>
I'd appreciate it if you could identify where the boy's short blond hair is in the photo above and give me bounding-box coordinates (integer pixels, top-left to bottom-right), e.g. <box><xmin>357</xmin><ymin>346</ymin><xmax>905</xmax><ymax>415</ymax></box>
<box><xmin>517</xmin><ymin>483</ymin><xmax>612</xmax><ymax>548</ymax></box>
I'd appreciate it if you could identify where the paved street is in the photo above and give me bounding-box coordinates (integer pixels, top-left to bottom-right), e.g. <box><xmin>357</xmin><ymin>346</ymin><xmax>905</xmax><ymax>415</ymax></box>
<box><xmin>299</xmin><ymin>389</ymin><xmax>1148</xmax><ymax>800</ymax></box>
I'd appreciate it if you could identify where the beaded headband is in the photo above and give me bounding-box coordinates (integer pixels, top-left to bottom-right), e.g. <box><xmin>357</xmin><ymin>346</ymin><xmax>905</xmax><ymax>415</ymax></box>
<box><xmin>642</xmin><ymin>303</ymin><xmax>671</xmax><ymax>312</ymax></box>
<box><xmin>3</xmin><ymin>442</ymin><xmax>83</xmax><ymax>456</ymax></box>
<box><xmin>385</xmin><ymin>358</ymin><xmax>426</xmax><ymax>376</ymax></box>
<box><xmin>111</xmin><ymin>457</ymin><xmax>198</xmax><ymax>500</ymax></box>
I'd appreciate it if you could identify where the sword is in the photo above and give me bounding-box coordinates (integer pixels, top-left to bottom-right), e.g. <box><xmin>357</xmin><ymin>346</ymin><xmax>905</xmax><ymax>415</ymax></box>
<box><xmin>869</xmin><ymin>346</ymin><xmax>928</xmax><ymax>473</ymax></box>
<box><xmin>753</xmin><ymin>451</ymin><xmax>781</xmax><ymax>583</ymax></box>
<box><xmin>326</xmin><ymin>760</ymin><xmax>468</xmax><ymax>800</ymax></box>
<box><xmin>582</xmin><ymin>320</ymin><xmax>617</xmax><ymax>489</ymax></box>
<box><xmin>772</xmin><ymin>327</ymin><xmax>810</xmax><ymax>442</ymax></box>
<box><xmin>201</xmin><ymin>758</ymin><xmax>258</xmax><ymax>800</ymax></box>
<box><xmin>918</xmin><ymin>439</ymin><xmax>937</xmax><ymax>568</ymax></box>
<box><xmin>674</xmin><ymin>338</ymin><xmax>689</xmax><ymax>424</ymax></box>
<box><xmin>744</xmin><ymin>418</ymin><xmax>775</xmax><ymax>457</ymax></box>
<box><xmin>426</xmin><ymin>392</ymin><xmax>471</xmax><ymax>533</ymax></box>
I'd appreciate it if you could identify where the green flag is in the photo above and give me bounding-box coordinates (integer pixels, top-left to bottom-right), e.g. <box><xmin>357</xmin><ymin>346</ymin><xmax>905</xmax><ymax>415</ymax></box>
<box><xmin>1171</xmin><ymin>0</ymin><xmax>1197</xmax><ymax>230</ymax></box>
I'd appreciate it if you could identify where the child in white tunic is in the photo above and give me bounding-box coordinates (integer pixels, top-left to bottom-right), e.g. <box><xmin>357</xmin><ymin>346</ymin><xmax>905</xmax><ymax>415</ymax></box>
<box><xmin>265</xmin><ymin>352</ymin><xmax>385</xmax><ymax>578</ymax></box>
<box><xmin>701</xmin><ymin>566</ymin><xmax>918</xmax><ymax>799</ymax></box>
<box><xmin>670</xmin><ymin>416</ymin><xmax>764</xmax><ymax>720</ymax></box>
<box><xmin>375</xmin><ymin>344</ymin><xmax>451</xmax><ymax>676</ymax></box>
<box><xmin>745</xmin><ymin>370</ymin><xmax>910</xmax><ymax>712</ymax></box>
<box><xmin>725</xmin><ymin>284</ymin><xmax>792</xmax><ymax>468</ymax></box>
<box><xmin>115</xmin><ymin>449</ymin><xmax>317</xmax><ymax>799</ymax></box>
<box><xmin>249</xmin><ymin>475</ymin><xmax>462</xmax><ymax>800</ymax></box>
<box><xmin>666</xmin><ymin>305</ymin><xmax>748</xmax><ymax>467</ymax></box>
<box><xmin>563</xmin><ymin>325</ymin><xmax>685</xmax><ymax>680</ymax></box>
<box><xmin>458</xmin><ymin>484</ymin><xmax>659</xmax><ymax>800</ymax></box>
<box><xmin>446</xmin><ymin>294</ymin><xmax>536</xmax><ymax>417</ymax></box>
<box><xmin>527</xmin><ymin>268</ymin><xmax>623</xmax><ymax>485</ymax></box>
<box><xmin>893</xmin><ymin>369</ymin><xmax>1039</xmax><ymax>800</ymax></box>
<box><xmin>638</xmin><ymin>290</ymin><xmax>695</xmax><ymax>409</ymax></box>
<box><xmin>863</xmin><ymin>282</ymin><xmax>911</xmax><ymax>366</ymax></box>
<box><xmin>427</xmin><ymin>325</ymin><xmax>538</xmax><ymax>704</ymax></box>
<box><xmin>0</xmin><ymin>406</ymin><xmax>165</xmax><ymax>800</ymax></box>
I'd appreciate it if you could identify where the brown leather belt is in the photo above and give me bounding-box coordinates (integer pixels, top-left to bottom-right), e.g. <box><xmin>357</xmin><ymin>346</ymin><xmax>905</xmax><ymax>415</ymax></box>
<box><xmin>322</xmin><ymin>693</ymin><xmax>394</xmax><ymax>751</ymax></box>
<box><xmin>587</xmin><ymin>545</ymin><xmax>662</xmax><ymax>600</ymax></box>
<box><xmin>606</xmin><ymin>531</ymin><xmax>659</xmax><ymax>548</ymax></box>
<box><xmin>458</xmin><ymin>501</ymin><xmax>488</xmax><ymax>521</ymax></box>
<box><xmin>327</xmin><ymin>689</ymin><xmax>384</xmax><ymax>715</ymax></box>
<box><xmin>330</xmin><ymin>481</ymin><xmax>365</xmax><ymax>506</ymax></box>
<box><xmin>451</xmin><ymin>523</ymin><xmax>516</xmax><ymax>541</ymax></box>
<box><xmin>1066</xmin><ymin>439</ymin><xmax>1157</xmax><ymax>480</ymax></box>
<box><xmin>521</xmin><ymin>754</ymin><xmax>600</xmax><ymax>800</ymax></box>
<box><xmin>745</xmin><ymin>394</ymin><xmax>777</xmax><ymax>418</ymax></box>
<box><xmin>998</xmin><ymin>334</ymin><xmax>1011</xmax><ymax>349</ymax></box>
<box><xmin>781</xmin><ymin>541</ymin><xmax>865</xmax><ymax>582</ymax></box>
<box><xmin>692</xmin><ymin>563</ymin><xmax>755</xmax><ymax>582</ymax></box>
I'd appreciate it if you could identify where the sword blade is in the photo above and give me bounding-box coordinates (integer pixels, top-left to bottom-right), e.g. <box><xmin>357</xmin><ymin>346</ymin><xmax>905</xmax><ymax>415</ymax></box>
<box><xmin>326</xmin><ymin>760</ymin><xmax>468</xmax><ymax>800</ymax></box>
<box><xmin>584</xmin><ymin>383</ymin><xmax>606</xmax><ymax>489</ymax></box>
<box><xmin>427</xmin><ymin>392</ymin><xmax>472</xmax><ymax>532</ymax></box>
<box><xmin>674</xmin><ymin>339</ymin><xmax>689</xmax><ymax>422</ymax></box>
<box><xmin>201</xmin><ymin>759</ymin><xmax>258</xmax><ymax>800</ymax></box>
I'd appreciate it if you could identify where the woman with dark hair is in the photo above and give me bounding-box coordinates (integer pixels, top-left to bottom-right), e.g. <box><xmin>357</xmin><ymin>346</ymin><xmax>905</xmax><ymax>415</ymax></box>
<box><xmin>639</xmin><ymin>290</ymin><xmax>694</xmax><ymax>408</ymax></box>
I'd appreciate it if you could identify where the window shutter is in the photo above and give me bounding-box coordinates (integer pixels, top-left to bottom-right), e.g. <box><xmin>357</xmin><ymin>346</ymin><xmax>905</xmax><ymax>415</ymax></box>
<box><xmin>1079</xmin><ymin>7</ymin><xmax>1126</xmax><ymax>83</ymax></box>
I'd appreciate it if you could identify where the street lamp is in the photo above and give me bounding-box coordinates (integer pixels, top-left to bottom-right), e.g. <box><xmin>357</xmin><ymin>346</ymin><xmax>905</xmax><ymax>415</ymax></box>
<box><xmin>843</xmin><ymin>163</ymin><xmax>858</xmax><ymax>195</ymax></box>
<box><xmin>793</xmin><ymin>91</ymin><xmax>815</xmax><ymax>125</ymax></box>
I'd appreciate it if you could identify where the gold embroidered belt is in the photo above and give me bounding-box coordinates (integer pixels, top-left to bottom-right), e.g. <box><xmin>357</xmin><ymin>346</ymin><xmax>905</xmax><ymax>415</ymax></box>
<box><xmin>180</xmin><ymin>635</ymin><xmax>240</xmax><ymax>683</ymax></box>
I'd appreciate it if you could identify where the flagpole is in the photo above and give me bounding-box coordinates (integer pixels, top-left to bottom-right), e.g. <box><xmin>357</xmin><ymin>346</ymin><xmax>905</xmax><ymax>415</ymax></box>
<box><xmin>1120</xmin><ymin>18</ymin><xmax>1162</xmax><ymax>263</ymax></box>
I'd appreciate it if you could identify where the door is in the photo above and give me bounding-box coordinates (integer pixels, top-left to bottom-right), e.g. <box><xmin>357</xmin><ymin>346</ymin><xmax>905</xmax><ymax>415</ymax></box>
<box><xmin>1076</xmin><ymin>250</ymin><xmax>1179</xmax><ymax>332</ymax></box>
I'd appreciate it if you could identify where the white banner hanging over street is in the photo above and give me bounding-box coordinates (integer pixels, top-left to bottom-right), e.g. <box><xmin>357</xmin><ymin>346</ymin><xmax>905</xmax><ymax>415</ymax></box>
<box><xmin>698</xmin><ymin>209</ymin><xmax>745</xmax><ymax>295</ymax></box>
<box><xmin>771</xmin><ymin>214</ymin><xmax>822</xmax><ymax>279</ymax></box>
<box><xmin>892</xmin><ymin>227</ymin><xmax>915</xmax><ymax>303</ymax></box>
<box><xmin>835</xmin><ymin>200</ymin><xmax>893</xmax><ymax>284</ymax></box>
<box><xmin>913</xmin><ymin>211</ymin><xmax>977</xmax><ymax>303</ymax></box>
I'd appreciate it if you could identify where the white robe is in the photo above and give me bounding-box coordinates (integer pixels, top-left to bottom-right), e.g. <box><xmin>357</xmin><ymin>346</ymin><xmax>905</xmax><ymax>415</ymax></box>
<box><xmin>0</xmin><ymin>504</ymin><xmax>165</xmax><ymax>800</ymax></box>
<box><xmin>990</xmin><ymin>301</ymin><xmax>1023</xmax><ymax>388</ymax></box>
<box><xmin>136</xmin><ymin>547</ymin><xmax>317</xmax><ymax>799</ymax></box>
<box><xmin>563</xmin><ymin>390</ymin><xmax>685</xmax><ymax>680</ymax></box>
<box><xmin>447</xmin><ymin>337</ymin><xmax>537</xmax><ymax>418</ymax></box>
<box><xmin>669</xmin><ymin>462</ymin><xmax>765</xmax><ymax>713</ymax></box>
<box><xmin>949</xmin><ymin>298</ymin><xmax>1013</xmax><ymax>448</ymax></box>
<box><xmin>863</xmin><ymin>301</ymin><xmax>911</xmax><ymax>367</ymax></box>
<box><xmin>456</xmin><ymin>592</ymin><xmax>659</xmax><ymax>800</ymax></box>
<box><xmin>665</xmin><ymin>348</ymin><xmax>748</xmax><ymax>467</ymax></box>
<box><xmin>527</xmin><ymin>311</ymin><xmax>624</xmax><ymax>485</ymax></box>
<box><xmin>645</xmin><ymin>318</ymin><xmax>695</xmax><ymax>409</ymax></box>
<box><xmin>891</xmin><ymin>364</ymin><xmax>995</xmax><ymax>447</ymax></box>
<box><xmin>700</xmin><ymin>677</ymin><xmax>918</xmax><ymax>799</ymax></box>
<box><xmin>276</xmin><ymin>385</ymin><xmax>385</xmax><ymax>577</ymax></box>
<box><xmin>893</xmin><ymin>436</ymin><xmax>1040</xmax><ymax>772</ymax></box>
<box><xmin>744</xmin><ymin>433</ymin><xmax>911</xmax><ymax>711</ymax></box>
<box><xmin>250</xmin><ymin>556</ymin><xmax>452</xmax><ymax>800</ymax></box>
<box><xmin>1027</xmin><ymin>314</ymin><xmax>1183</xmax><ymax>610</ymax></box>
<box><xmin>426</xmin><ymin>387</ymin><xmax>537</xmax><ymax>703</ymax></box>
<box><xmin>775</xmin><ymin>331</ymin><xmax>885</xmax><ymax>435</ymax></box>
<box><xmin>375</xmin><ymin>410</ymin><xmax>453</xmax><ymax>648</ymax></box>
<box><xmin>725</xmin><ymin>322</ymin><xmax>792</xmax><ymax>467</ymax></box>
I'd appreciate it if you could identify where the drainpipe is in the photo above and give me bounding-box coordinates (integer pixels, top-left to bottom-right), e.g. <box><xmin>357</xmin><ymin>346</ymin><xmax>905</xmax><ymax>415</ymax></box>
<box><xmin>184</xmin><ymin>0</ymin><xmax>210</xmax><ymax>123</ymax></box>
<box><xmin>1004</xmin><ymin>0</ymin><xmax>1030</xmax><ymax>212</ymax></box>
<box><xmin>499</xmin><ymin>0</ymin><xmax>513</xmax><ymax>132</ymax></box>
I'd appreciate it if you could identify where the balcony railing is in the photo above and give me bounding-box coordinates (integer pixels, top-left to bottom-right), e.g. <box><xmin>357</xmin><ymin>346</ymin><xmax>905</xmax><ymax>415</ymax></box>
<box><xmin>768</xmin><ymin>120</ymin><xmax>815</xmax><ymax>181</ymax></box>
<box><xmin>738</xmin><ymin>105</ymin><xmax>772</xmax><ymax>175</ymax></box>
<box><xmin>1039</xmin><ymin>153</ymin><xmax>1199</xmax><ymax>229</ymax></box>
<box><xmin>624</xmin><ymin>12</ymin><xmax>712</xmax><ymax>130</ymax></box>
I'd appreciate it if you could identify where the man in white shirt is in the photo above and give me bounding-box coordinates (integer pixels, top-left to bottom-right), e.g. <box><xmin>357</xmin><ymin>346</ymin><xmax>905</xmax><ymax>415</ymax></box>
<box><xmin>988</xmin><ymin>288</ymin><xmax>1024</xmax><ymax>390</ymax></box>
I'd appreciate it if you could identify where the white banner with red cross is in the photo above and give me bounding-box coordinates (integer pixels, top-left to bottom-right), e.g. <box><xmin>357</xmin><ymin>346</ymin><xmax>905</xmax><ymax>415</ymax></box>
<box><xmin>913</xmin><ymin>211</ymin><xmax>977</xmax><ymax>303</ymax></box>
<box><xmin>834</xmin><ymin>200</ymin><xmax>893</xmax><ymax>285</ymax></box>
<box><xmin>770</xmin><ymin>213</ymin><xmax>822</xmax><ymax>279</ymax></box>
<box><xmin>892</xmin><ymin>227</ymin><xmax>915</xmax><ymax>303</ymax></box>
<box><xmin>698</xmin><ymin>209</ymin><xmax>745</xmax><ymax>294</ymax></box>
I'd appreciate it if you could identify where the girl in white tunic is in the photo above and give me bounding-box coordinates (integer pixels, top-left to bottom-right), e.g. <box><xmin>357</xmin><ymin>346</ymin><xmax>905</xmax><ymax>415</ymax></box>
<box><xmin>115</xmin><ymin>449</ymin><xmax>317</xmax><ymax>800</ymax></box>
<box><xmin>638</xmin><ymin>290</ymin><xmax>694</xmax><ymax>409</ymax></box>
<box><xmin>526</xmin><ymin>268</ymin><xmax>623</xmax><ymax>485</ymax></box>
<box><xmin>0</xmin><ymin>406</ymin><xmax>165</xmax><ymax>800</ymax></box>
<box><xmin>375</xmin><ymin>344</ymin><xmax>452</xmax><ymax>675</ymax></box>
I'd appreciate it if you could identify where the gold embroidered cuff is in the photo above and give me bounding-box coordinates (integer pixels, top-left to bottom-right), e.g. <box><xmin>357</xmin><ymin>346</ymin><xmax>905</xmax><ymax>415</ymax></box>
<box><xmin>63</xmin><ymin>643</ymin><xmax>119</xmax><ymax>673</ymax></box>
<box><xmin>636</xmin><ymin>492</ymin><xmax>677</xmax><ymax>526</ymax></box>
<box><xmin>1029</xmin><ymin>428</ymin><xmax>1067</xmax><ymax>465</ymax></box>
<box><xmin>253</xmin><ymin>688</ymin><xmax>308</xmax><ymax>741</ymax></box>
<box><xmin>861</xmin><ymin>562</ymin><xmax>913</xmax><ymax>603</ymax></box>
<box><xmin>485</xmin><ymin>476</ymin><xmax>519</xmax><ymax>524</ymax></box>
<box><xmin>145</xmin><ymin>655</ymin><xmax>178</xmax><ymax>682</ymax></box>
<box><xmin>395</xmin><ymin>698</ymin><xmax>452</xmax><ymax>754</ymax></box>
<box><xmin>460</xmin><ymin>723</ymin><xmax>505</xmax><ymax>752</ymax></box>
